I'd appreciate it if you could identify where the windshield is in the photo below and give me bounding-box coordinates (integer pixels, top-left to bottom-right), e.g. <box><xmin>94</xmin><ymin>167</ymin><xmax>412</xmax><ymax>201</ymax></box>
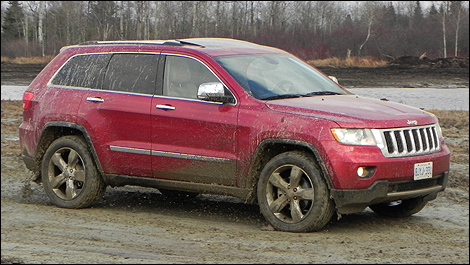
<box><xmin>214</xmin><ymin>53</ymin><xmax>350</xmax><ymax>100</ymax></box>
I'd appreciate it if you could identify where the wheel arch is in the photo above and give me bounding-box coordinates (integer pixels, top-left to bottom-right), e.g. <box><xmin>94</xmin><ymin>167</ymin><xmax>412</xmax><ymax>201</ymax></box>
<box><xmin>245</xmin><ymin>138</ymin><xmax>334</xmax><ymax>203</ymax></box>
<box><xmin>34</xmin><ymin>122</ymin><xmax>103</xmax><ymax>182</ymax></box>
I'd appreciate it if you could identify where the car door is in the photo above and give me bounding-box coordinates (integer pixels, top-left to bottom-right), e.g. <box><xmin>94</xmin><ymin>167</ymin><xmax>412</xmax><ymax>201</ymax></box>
<box><xmin>77</xmin><ymin>53</ymin><xmax>160</xmax><ymax>177</ymax></box>
<box><xmin>150</xmin><ymin>55</ymin><xmax>239</xmax><ymax>186</ymax></box>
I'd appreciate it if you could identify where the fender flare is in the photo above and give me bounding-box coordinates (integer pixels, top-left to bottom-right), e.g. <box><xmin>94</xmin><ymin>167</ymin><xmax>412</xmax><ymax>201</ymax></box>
<box><xmin>249</xmin><ymin>138</ymin><xmax>334</xmax><ymax>190</ymax></box>
<box><xmin>39</xmin><ymin>121</ymin><xmax>104</xmax><ymax>174</ymax></box>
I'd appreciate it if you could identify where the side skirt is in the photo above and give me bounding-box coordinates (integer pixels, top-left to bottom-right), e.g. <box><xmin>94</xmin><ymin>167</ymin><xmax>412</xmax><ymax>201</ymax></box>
<box><xmin>102</xmin><ymin>174</ymin><xmax>256</xmax><ymax>203</ymax></box>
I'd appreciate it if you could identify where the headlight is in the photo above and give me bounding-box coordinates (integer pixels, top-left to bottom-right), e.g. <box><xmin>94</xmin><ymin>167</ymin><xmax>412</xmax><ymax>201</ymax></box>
<box><xmin>436</xmin><ymin>123</ymin><xmax>443</xmax><ymax>138</ymax></box>
<box><xmin>331</xmin><ymin>128</ymin><xmax>377</xmax><ymax>146</ymax></box>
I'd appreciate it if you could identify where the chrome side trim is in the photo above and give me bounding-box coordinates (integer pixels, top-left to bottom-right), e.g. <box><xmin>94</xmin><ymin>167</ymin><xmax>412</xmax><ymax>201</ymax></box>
<box><xmin>110</xmin><ymin>145</ymin><xmax>230</xmax><ymax>163</ymax></box>
<box><xmin>110</xmin><ymin>146</ymin><xmax>151</xmax><ymax>155</ymax></box>
<box><xmin>151</xmin><ymin>150</ymin><xmax>230</xmax><ymax>163</ymax></box>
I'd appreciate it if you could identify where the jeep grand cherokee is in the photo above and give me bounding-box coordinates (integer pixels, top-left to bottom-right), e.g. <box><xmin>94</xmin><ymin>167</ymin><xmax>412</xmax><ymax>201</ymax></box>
<box><xmin>19</xmin><ymin>38</ymin><xmax>451</xmax><ymax>232</ymax></box>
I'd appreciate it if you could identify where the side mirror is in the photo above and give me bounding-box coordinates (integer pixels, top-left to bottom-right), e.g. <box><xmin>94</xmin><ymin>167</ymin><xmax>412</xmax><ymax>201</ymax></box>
<box><xmin>328</xmin><ymin>76</ymin><xmax>339</xmax><ymax>84</ymax></box>
<box><xmin>197</xmin><ymin>82</ymin><xmax>234</xmax><ymax>104</ymax></box>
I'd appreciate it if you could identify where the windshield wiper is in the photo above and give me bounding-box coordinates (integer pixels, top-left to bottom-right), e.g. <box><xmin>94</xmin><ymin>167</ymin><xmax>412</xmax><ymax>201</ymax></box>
<box><xmin>261</xmin><ymin>91</ymin><xmax>343</xmax><ymax>100</ymax></box>
<box><xmin>261</xmin><ymin>94</ymin><xmax>303</xmax><ymax>100</ymax></box>
<box><xmin>303</xmin><ymin>91</ymin><xmax>343</xmax><ymax>96</ymax></box>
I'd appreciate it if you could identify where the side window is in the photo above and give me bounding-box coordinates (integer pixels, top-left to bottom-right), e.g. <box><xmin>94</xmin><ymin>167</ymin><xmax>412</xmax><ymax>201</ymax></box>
<box><xmin>163</xmin><ymin>56</ymin><xmax>219</xmax><ymax>99</ymax></box>
<box><xmin>103</xmin><ymin>54</ymin><xmax>158</xmax><ymax>95</ymax></box>
<box><xmin>51</xmin><ymin>54</ymin><xmax>110</xmax><ymax>89</ymax></box>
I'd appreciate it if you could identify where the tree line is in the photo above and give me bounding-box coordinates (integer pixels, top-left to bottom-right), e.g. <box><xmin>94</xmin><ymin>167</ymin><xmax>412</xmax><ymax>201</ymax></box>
<box><xmin>1</xmin><ymin>1</ymin><xmax>469</xmax><ymax>61</ymax></box>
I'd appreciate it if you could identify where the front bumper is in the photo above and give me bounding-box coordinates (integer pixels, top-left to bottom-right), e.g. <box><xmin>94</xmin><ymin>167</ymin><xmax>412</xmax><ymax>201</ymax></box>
<box><xmin>330</xmin><ymin>171</ymin><xmax>448</xmax><ymax>214</ymax></box>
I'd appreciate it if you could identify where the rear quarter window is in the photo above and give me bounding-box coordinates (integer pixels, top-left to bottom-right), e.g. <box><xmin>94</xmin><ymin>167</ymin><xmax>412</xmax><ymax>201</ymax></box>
<box><xmin>51</xmin><ymin>54</ymin><xmax>111</xmax><ymax>89</ymax></box>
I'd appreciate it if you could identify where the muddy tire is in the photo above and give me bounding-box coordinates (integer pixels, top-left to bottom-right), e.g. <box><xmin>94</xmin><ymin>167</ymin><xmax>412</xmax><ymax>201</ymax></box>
<box><xmin>41</xmin><ymin>135</ymin><xmax>106</xmax><ymax>208</ymax></box>
<box><xmin>369</xmin><ymin>197</ymin><xmax>428</xmax><ymax>217</ymax></box>
<box><xmin>257</xmin><ymin>151</ymin><xmax>335</xmax><ymax>232</ymax></box>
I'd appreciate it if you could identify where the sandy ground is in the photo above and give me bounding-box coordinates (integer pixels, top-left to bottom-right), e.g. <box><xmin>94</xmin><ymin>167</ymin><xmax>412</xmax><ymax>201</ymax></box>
<box><xmin>1</xmin><ymin>65</ymin><xmax>469</xmax><ymax>264</ymax></box>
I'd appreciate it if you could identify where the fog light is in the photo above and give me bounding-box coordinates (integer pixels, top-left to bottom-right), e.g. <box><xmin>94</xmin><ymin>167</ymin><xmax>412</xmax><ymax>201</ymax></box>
<box><xmin>357</xmin><ymin>166</ymin><xmax>376</xmax><ymax>179</ymax></box>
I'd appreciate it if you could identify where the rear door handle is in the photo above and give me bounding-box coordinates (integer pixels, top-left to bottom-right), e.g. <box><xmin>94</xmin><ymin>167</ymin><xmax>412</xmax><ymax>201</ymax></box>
<box><xmin>156</xmin><ymin>104</ymin><xmax>176</xmax><ymax>110</ymax></box>
<box><xmin>86</xmin><ymin>97</ymin><xmax>104</xmax><ymax>103</ymax></box>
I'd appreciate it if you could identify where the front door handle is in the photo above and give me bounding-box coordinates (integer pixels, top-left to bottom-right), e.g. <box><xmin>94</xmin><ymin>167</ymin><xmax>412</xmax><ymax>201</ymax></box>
<box><xmin>156</xmin><ymin>104</ymin><xmax>176</xmax><ymax>110</ymax></box>
<box><xmin>86</xmin><ymin>97</ymin><xmax>105</xmax><ymax>103</ymax></box>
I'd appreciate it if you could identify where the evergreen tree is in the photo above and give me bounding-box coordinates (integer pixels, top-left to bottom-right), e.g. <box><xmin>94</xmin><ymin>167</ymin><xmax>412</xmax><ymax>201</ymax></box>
<box><xmin>343</xmin><ymin>14</ymin><xmax>354</xmax><ymax>29</ymax></box>
<box><xmin>428</xmin><ymin>4</ymin><xmax>439</xmax><ymax>18</ymax></box>
<box><xmin>412</xmin><ymin>1</ymin><xmax>424</xmax><ymax>27</ymax></box>
<box><xmin>1</xmin><ymin>1</ymin><xmax>25</xmax><ymax>40</ymax></box>
<box><xmin>383</xmin><ymin>2</ymin><xmax>397</xmax><ymax>29</ymax></box>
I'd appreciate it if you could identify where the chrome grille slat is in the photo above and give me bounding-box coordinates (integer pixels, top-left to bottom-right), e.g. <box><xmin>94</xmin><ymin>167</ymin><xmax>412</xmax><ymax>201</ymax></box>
<box><xmin>431</xmin><ymin>127</ymin><xmax>438</xmax><ymax>147</ymax></box>
<box><xmin>398</xmin><ymin>130</ymin><xmax>406</xmax><ymax>153</ymax></box>
<box><xmin>404</xmin><ymin>129</ymin><xmax>414</xmax><ymax>152</ymax></box>
<box><xmin>377</xmin><ymin>124</ymin><xmax>441</xmax><ymax>158</ymax></box>
<box><xmin>424</xmin><ymin>128</ymin><xmax>429</xmax><ymax>150</ymax></box>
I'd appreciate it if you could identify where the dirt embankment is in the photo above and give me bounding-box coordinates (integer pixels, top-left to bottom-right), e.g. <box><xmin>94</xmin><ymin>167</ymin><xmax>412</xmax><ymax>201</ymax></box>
<box><xmin>1</xmin><ymin>62</ymin><xmax>47</xmax><ymax>85</ymax></box>
<box><xmin>1</xmin><ymin>63</ymin><xmax>469</xmax><ymax>264</ymax></box>
<box><xmin>2</xmin><ymin>60</ymin><xmax>469</xmax><ymax>88</ymax></box>
<box><xmin>317</xmin><ymin>66</ymin><xmax>469</xmax><ymax>89</ymax></box>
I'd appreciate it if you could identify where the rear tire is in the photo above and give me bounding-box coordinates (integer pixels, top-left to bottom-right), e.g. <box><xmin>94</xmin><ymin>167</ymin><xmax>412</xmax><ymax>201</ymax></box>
<box><xmin>41</xmin><ymin>135</ymin><xmax>106</xmax><ymax>208</ymax></box>
<box><xmin>369</xmin><ymin>197</ymin><xmax>428</xmax><ymax>217</ymax></box>
<box><xmin>257</xmin><ymin>151</ymin><xmax>334</xmax><ymax>232</ymax></box>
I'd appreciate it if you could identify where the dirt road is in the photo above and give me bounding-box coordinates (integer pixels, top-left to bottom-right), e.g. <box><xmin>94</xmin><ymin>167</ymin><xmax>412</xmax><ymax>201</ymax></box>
<box><xmin>1</xmin><ymin>64</ymin><xmax>469</xmax><ymax>264</ymax></box>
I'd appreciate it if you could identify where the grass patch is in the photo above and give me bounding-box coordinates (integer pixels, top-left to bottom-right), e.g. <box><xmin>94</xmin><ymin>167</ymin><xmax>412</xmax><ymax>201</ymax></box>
<box><xmin>427</xmin><ymin>110</ymin><xmax>469</xmax><ymax>130</ymax></box>
<box><xmin>308</xmin><ymin>56</ymin><xmax>388</xmax><ymax>68</ymax></box>
<box><xmin>1</xmin><ymin>55</ymin><xmax>391</xmax><ymax>68</ymax></box>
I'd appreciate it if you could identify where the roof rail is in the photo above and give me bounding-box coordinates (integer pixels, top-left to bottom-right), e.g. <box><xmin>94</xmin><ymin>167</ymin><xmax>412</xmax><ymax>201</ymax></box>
<box><xmin>78</xmin><ymin>40</ymin><xmax>164</xmax><ymax>46</ymax></box>
<box><xmin>78</xmin><ymin>40</ymin><xmax>205</xmax><ymax>48</ymax></box>
<box><xmin>176</xmin><ymin>40</ymin><xmax>205</xmax><ymax>48</ymax></box>
<box><xmin>162</xmin><ymin>41</ymin><xmax>183</xmax><ymax>46</ymax></box>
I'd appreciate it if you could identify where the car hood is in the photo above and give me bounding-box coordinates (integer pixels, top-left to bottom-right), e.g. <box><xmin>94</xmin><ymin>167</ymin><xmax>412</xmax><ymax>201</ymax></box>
<box><xmin>265</xmin><ymin>95</ymin><xmax>438</xmax><ymax>128</ymax></box>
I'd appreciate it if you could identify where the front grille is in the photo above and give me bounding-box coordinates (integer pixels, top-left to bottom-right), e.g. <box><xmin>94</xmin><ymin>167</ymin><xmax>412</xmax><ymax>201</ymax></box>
<box><xmin>375</xmin><ymin>124</ymin><xmax>441</xmax><ymax>158</ymax></box>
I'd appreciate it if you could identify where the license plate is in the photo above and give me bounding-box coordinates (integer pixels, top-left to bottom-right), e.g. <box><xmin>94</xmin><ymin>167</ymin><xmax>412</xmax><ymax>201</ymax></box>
<box><xmin>414</xmin><ymin>162</ymin><xmax>433</xmax><ymax>180</ymax></box>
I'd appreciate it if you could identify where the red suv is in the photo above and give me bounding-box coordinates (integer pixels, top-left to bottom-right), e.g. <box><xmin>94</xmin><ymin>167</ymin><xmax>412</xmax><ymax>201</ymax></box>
<box><xmin>19</xmin><ymin>38</ymin><xmax>451</xmax><ymax>232</ymax></box>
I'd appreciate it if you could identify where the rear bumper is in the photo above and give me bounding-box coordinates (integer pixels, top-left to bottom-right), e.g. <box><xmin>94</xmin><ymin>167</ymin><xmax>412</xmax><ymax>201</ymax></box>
<box><xmin>331</xmin><ymin>171</ymin><xmax>448</xmax><ymax>214</ymax></box>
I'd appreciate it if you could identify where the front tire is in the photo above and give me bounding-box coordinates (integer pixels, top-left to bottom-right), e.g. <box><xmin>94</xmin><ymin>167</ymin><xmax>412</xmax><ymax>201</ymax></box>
<box><xmin>369</xmin><ymin>197</ymin><xmax>428</xmax><ymax>217</ymax></box>
<box><xmin>257</xmin><ymin>151</ymin><xmax>334</xmax><ymax>232</ymax></box>
<box><xmin>41</xmin><ymin>135</ymin><xmax>106</xmax><ymax>208</ymax></box>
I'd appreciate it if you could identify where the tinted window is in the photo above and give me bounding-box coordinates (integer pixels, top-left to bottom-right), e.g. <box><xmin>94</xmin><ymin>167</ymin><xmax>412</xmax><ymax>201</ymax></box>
<box><xmin>103</xmin><ymin>54</ymin><xmax>158</xmax><ymax>95</ymax></box>
<box><xmin>51</xmin><ymin>54</ymin><xmax>110</xmax><ymax>89</ymax></box>
<box><xmin>163</xmin><ymin>56</ymin><xmax>219</xmax><ymax>99</ymax></box>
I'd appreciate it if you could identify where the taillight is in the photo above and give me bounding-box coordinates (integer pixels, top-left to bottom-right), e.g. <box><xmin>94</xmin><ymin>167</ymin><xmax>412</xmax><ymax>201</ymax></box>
<box><xmin>23</xmin><ymin>92</ymin><xmax>34</xmax><ymax>110</ymax></box>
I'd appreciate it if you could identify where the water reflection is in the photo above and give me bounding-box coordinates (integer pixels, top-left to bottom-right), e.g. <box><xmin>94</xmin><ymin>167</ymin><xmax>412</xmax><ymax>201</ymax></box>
<box><xmin>1</xmin><ymin>85</ymin><xmax>469</xmax><ymax>111</ymax></box>
<box><xmin>348</xmin><ymin>88</ymin><xmax>469</xmax><ymax>111</ymax></box>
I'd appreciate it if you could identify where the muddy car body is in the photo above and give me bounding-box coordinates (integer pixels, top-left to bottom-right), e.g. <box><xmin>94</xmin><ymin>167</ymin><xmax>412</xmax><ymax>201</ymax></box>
<box><xmin>19</xmin><ymin>38</ymin><xmax>451</xmax><ymax>232</ymax></box>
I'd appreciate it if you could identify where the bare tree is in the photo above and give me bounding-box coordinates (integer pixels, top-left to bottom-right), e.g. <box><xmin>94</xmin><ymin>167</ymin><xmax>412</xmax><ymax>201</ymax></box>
<box><xmin>357</xmin><ymin>2</ymin><xmax>380</xmax><ymax>56</ymax></box>
<box><xmin>119</xmin><ymin>1</ymin><xmax>124</xmax><ymax>40</ymax></box>
<box><xmin>450</xmin><ymin>1</ymin><xmax>464</xmax><ymax>57</ymax></box>
<box><xmin>135</xmin><ymin>1</ymin><xmax>143</xmax><ymax>39</ymax></box>
<box><xmin>441</xmin><ymin>1</ymin><xmax>450</xmax><ymax>58</ymax></box>
<box><xmin>38</xmin><ymin>1</ymin><xmax>44</xmax><ymax>56</ymax></box>
<box><xmin>1</xmin><ymin>1</ymin><xmax>468</xmax><ymax>60</ymax></box>
<box><xmin>427</xmin><ymin>1</ymin><xmax>452</xmax><ymax>58</ymax></box>
<box><xmin>358</xmin><ymin>19</ymin><xmax>372</xmax><ymax>56</ymax></box>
